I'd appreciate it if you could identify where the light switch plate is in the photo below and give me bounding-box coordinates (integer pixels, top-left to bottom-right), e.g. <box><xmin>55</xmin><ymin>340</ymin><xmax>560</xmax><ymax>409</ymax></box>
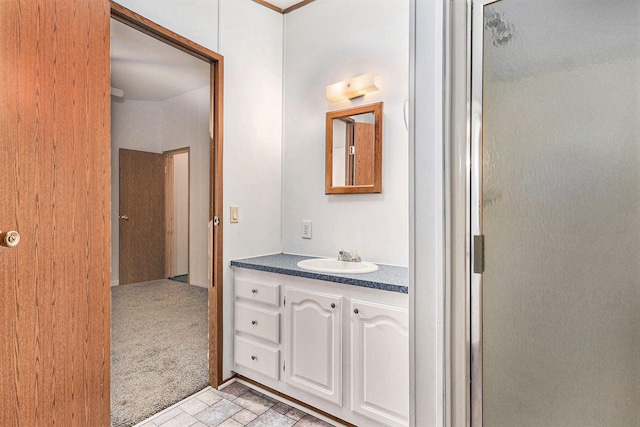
<box><xmin>230</xmin><ymin>206</ymin><xmax>239</xmax><ymax>223</ymax></box>
<box><xmin>302</xmin><ymin>220</ymin><xmax>312</xmax><ymax>239</ymax></box>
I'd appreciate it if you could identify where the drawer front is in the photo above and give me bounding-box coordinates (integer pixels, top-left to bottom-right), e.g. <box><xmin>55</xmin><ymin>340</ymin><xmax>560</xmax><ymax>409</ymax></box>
<box><xmin>234</xmin><ymin>336</ymin><xmax>280</xmax><ymax>380</ymax></box>
<box><xmin>235</xmin><ymin>278</ymin><xmax>280</xmax><ymax>306</ymax></box>
<box><xmin>235</xmin><ymin>303</ymin><xmax>280</xmax><ymax>343</ymax></box>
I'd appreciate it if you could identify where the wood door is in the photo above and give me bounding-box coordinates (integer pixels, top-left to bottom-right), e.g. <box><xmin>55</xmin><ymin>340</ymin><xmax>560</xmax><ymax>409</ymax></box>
<box><xmin>119</xmin><ymin>149</ymin><xmax>166</xmax><ymax>285</ymax></box>
<box><xmin>353</xmin><ymin>122</ymin><xmax>375</xmax><ymax>185</ymax></box>
<box><xmin>0</xmin><ymin>0</ymin><xmax>111</xmax><ymax>425</ymax></box>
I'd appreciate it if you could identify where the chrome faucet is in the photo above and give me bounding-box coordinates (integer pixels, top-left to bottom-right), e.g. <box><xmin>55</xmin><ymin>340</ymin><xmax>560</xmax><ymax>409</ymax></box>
<box><xmin>338</xmin><ymin>249</ymin><xmax>361</xmax><ymax>262</ymax></box>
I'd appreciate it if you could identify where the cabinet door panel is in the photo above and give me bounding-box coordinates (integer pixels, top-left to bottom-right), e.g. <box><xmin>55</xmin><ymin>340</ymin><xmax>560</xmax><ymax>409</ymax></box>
<box><xmin>285</xmin><ymin>288</ymin><xmax>342</xmax><ymax>405</ymax></box>
<box><xmin>351</xmin><ymin>299</ymin><xmax>409</xmax><ymax>426</ymax></box>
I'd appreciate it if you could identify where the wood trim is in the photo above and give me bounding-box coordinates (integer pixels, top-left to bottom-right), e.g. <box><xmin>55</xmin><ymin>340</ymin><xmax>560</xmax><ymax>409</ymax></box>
<box><xmin>345</xmin><ymin>122</ymin><xmax>355</xmax><ymax>186</ymax></box>
<box><xmin>110</xmin><ymin>1</ymin><xmax>225</xmax><ymax>388</ymax></box>
<box><xmin>236</xmin><ymin>375</ymin><xmax>357</xmax><ymax>427</ymax></box>
<box><xmin>164</xmin><ymin>147</ymin><xmax>191</xmax><ymax>280</ymax></box>
<box><xmin>252</xmin><ymin>0</ymin><xmax>316</xmax><ymax>14</ymax></box>
<box><xmin>165</xmin><ymin>154</ymin><xmax>174</xmax><ymax>278</ymax></box>
<box><xmin>253</xmin><ymin>0</ymin><xmax>283</xmax><ymax>14</ymax></box>
<box><xmin>210</xmin><ymin>52</ymin><xmax>225</xmax><ymax>389</ymax></box>
<box><xmin>283</xmin><ymin>0</ymin><xmax>315</xmax><ymax>14</ymax></box>
<box><xmin>325</xmin><ymin>102</ymin><xmax>383</xmax><ymax>194</ymax></box>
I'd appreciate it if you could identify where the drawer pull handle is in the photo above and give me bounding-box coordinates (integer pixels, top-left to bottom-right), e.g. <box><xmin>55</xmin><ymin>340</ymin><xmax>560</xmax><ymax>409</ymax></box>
<box><xmin>251</xmin><ymin>320</ymin><xmax>257</xmax><ymax>325</ymax></box>
<box><xmin>354</xmin><ymin>308</ymin><xmax>359</xmax><ymax>314</ymax></box>
<box><xmin>251</xmin><ymin>355</ymin><xmax>257</xmax><ymax>361</ymax></box>
<box><xmin>331</xmin><ymin>303</ymin><xmax>336</xmax><ymax>309</ymax></box>
<box><xmin>251</xmin><ymin>289</ymin><xmax>257</xmax><ymax>294</ymax></box>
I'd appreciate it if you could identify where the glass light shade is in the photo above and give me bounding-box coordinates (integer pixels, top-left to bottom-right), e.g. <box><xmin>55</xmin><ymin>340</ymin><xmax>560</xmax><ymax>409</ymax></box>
<box><xmin>326</xmin><ymin>73</ymin><xmax>379</xmax><ymax>103</ymax></box>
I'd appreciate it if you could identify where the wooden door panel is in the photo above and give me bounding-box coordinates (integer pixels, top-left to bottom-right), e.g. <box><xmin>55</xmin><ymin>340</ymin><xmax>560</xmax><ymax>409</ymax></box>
<box><xmin>354</xmin><ymin>122</ymin><xmax>375</xmax><ymax>185</ymax></box>
<box><xmin>0</xmin><ymin>0</ymin><xmax>111</xmax><ymax>425</ymax></box>
<box><xmin>119</xmin><ymin>149</ymin><xmax>166</xmax><ymax>285</ymax></box>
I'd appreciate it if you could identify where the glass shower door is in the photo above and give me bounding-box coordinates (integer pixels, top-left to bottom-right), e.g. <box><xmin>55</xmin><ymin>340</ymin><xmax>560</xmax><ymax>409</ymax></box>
<box><xmin>471</xmin><ymin>0</ymin><xmax>640</xmax><ymax>425</ymax></box>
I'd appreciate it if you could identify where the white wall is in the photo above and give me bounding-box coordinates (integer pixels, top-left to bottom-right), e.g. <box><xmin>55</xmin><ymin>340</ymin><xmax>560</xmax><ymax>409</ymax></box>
<box><xmin>219</xmin><ymin>0</ymin><xmax>284</xmax><ymax>379</ymax></box>
<box><xmin>114</xmin><ymin>0</ymin><xmax>219</xmax><ymax>51</ymax></box>
<box><xmin>110</xmin><ymin>100</ymin><xmax>163</xmax><ymax>285</ymax></box>
<box><xmin>410</xmin><ymin>0</ymin><xmax>446</xmax><ymax>425</ymax></box>
<box><xmin>162</xmin><ymin>87</ymin><xmax>211</xmax><ymax>288</ymax></box>
<box><xmin>282</xmin><ymin>0</ymin><xmax>410</xmax><ymax>266</ymax></box>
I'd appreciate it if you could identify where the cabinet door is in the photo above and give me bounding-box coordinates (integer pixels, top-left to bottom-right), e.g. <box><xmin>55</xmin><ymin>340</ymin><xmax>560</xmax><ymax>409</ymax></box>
<box><xmin>285</xmin><ymin>288</ymin><xmax>342</xmax><ymax>405</ymax></box>
<box><xmin>351</xmin><ymin>299</ymin><xmax>409</xmax><ymax>427</ymax></box>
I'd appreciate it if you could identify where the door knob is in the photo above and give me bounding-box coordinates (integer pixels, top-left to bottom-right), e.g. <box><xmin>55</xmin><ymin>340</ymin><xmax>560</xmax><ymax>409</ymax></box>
<box><xmin>119</xmin><ymin>215</ymin><xmax>129</xmax><ymax>221</ymax></box>
<box><xmin>0</xmin><ymin>230</ymin><xmax>20</xmax><ymax>247</ymax></box>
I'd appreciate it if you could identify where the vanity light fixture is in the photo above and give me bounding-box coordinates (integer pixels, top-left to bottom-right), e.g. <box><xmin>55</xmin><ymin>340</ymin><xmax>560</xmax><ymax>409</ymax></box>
<box><xmin>326</xmin><ymin>72</ymin><xmax>379</xmax><ymax>103</ymax></box>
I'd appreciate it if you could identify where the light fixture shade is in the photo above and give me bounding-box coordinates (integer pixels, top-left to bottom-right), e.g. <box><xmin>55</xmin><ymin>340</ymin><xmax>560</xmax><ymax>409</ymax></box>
<box><xmin>326</xmin><ymin>73</ymin><xmax>379</xmax><ymax>103</ymax></box>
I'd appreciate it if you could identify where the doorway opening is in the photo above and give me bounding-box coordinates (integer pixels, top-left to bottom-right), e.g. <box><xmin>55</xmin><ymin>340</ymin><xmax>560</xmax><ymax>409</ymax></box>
<box><xmin>109</xmin><ymin>3</ymin><xmax>224</xmax><ymax>426</ymax></box>
<box><xmin>165</xmin><ymin>148</ymin><xmax>190</xmax><ymax>283</ymax></box>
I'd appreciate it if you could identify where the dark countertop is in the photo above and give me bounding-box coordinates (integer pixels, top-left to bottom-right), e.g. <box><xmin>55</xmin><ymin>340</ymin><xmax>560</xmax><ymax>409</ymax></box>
<box><xmin>230</xmin><ymin>253</ymin><xmax>409</xmax><ymax>294</ymax></box>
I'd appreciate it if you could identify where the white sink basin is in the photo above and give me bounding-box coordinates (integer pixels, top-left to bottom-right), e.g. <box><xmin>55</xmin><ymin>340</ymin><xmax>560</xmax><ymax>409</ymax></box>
<box><xmin>297</xmin><ymin>258</ymin><xmax>378</xmax><ymax>274</ymax></box>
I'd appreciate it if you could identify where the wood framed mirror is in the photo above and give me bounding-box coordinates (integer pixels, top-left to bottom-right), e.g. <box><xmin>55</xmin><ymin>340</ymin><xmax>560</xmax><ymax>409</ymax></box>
<box><xmin>325</xmin><ymin>102</ymin><xmax>383</xmax><ymax>194</ymax></box>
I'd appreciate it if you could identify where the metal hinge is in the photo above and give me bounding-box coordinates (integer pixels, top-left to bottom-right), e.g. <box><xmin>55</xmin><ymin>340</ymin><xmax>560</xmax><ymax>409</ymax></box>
<box><xmin>473</xmin><ymin>235</ymin><xmax>485</xmax><ymax>274</ymax></box>
<box><xmin>283</xmin><ymin>296</ymin><xmax>286</xmax><ymax>306</ymax></box>
<box><xmin>349</xmin><ymin>146</ymin><xmax>356</xmax><ymax>155</ymax></box>
<box><xmin>213</xmin><ymin>216</ymin><xmax>220</xmax><ymax>226</ymax></box>
<box><xmin>283</xmin><ymin>360</ymin><xmax>285</xmax><ymax>372</ymax></box>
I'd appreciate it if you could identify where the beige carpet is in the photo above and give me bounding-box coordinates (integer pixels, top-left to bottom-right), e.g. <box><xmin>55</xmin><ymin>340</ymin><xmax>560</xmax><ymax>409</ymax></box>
<box><xmin>111</xmin><ymin>279</ymin><xmax>209</xmax><ymax>427</ymax></box>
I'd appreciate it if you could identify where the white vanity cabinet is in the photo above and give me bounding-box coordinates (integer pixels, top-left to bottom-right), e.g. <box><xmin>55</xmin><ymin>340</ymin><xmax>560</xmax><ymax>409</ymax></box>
<box><xmin>285</xmin><ymin>287</ymin><xmax>342</xmax><ymax>405</ymax></box>
<box><xmin>233</xmin><ymin>275</ymin><xmax>281</xmax><ymax>380</ymax></box>
<box><xmin>232</xmin><ymin>266</ymin><xmax>408</xmax><ymax>427</ymax></box>
<box><xmin>350</xmin><ymin>299</ymin><xmax>409</xmax><ymax>427</ymax></box>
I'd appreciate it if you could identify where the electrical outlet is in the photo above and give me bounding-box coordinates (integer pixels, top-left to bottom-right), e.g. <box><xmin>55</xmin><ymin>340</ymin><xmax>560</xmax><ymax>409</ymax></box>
<box><xmin>302</xmin><ymin>220</ymin><xmax>312</xmax><ymax>239</ymax></box>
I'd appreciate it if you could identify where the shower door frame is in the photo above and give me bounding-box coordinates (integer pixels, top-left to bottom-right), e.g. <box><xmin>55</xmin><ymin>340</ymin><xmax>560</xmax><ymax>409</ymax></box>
<box><xmin>468</xmin><ymin>0</ymin><xmax>501</xmax><ymax>425</ymax></box>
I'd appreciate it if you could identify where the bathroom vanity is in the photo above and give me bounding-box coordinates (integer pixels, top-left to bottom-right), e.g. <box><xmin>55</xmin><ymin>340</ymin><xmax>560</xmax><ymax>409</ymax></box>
<box><xmin>231</xmin><ymin>254</ymin><xmax>409</xmax><ymax>427</ymax></box>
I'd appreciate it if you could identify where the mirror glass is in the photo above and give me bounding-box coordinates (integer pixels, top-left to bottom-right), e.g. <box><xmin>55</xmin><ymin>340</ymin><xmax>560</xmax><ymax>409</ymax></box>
<box><xmin>326</xmin><ymin>102</ymin><xmax>382</xmax><ymax>194</ymax></box>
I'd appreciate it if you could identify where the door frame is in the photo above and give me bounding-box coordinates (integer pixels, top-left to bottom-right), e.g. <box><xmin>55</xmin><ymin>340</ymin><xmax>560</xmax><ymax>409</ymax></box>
<box><xmin>468</xmin><ymin>1</ymin><xmax>502</xmax><ymax>425</ymax></box>
<box><xmin>164</xmin><ymin>147</ymin><xmax>190</xmax><ymax>280</ymax></box>
<box><xmin>110</xmin><ymin>2</ymin><xmax>225</xmax><ymax>387</ymax></box>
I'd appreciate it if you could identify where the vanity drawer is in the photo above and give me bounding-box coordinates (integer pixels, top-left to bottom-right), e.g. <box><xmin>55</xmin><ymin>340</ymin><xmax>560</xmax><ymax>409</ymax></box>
<box><xmin>235</xmin><ymin>303</ymin><xmax>280</xmax><ymax>343</ymax></box>
<box><xmin>234</xmin><ymin>336</ymin><xmax>280</xmax><ymax>380</ymax></box>
<box><xmin>235</xmin><ymin>278</ymin><xmax>280</xmax><ymax>306</ymax></box>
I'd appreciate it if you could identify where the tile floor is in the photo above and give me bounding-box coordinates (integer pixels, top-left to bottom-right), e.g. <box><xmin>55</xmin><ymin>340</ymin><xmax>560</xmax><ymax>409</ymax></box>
<box><xmin>135</xmin><ymin>381</ymin><xmax>337</xmax><ymax>427</ymax></box>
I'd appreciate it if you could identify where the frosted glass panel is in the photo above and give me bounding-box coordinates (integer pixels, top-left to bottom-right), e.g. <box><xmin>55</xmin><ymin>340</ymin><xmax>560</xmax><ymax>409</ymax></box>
<box><xmin>481</xmin><ymin>0</ymin><xmax>640</xmax><ymax>425</ymax></box>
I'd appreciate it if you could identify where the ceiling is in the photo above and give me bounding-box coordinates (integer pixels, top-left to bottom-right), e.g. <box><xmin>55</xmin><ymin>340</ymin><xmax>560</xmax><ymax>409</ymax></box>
<box><xmin>110</xmin><ymin>19</ymin><xmax>210</xmax><ymax>102</ymax></box>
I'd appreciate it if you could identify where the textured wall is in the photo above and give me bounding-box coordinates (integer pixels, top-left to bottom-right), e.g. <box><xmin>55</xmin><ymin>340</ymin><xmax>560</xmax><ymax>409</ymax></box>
<box><xmin>282</xmin><ymin>0</ymin><xmax>410</xmax><ymax>266</ymax></box>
